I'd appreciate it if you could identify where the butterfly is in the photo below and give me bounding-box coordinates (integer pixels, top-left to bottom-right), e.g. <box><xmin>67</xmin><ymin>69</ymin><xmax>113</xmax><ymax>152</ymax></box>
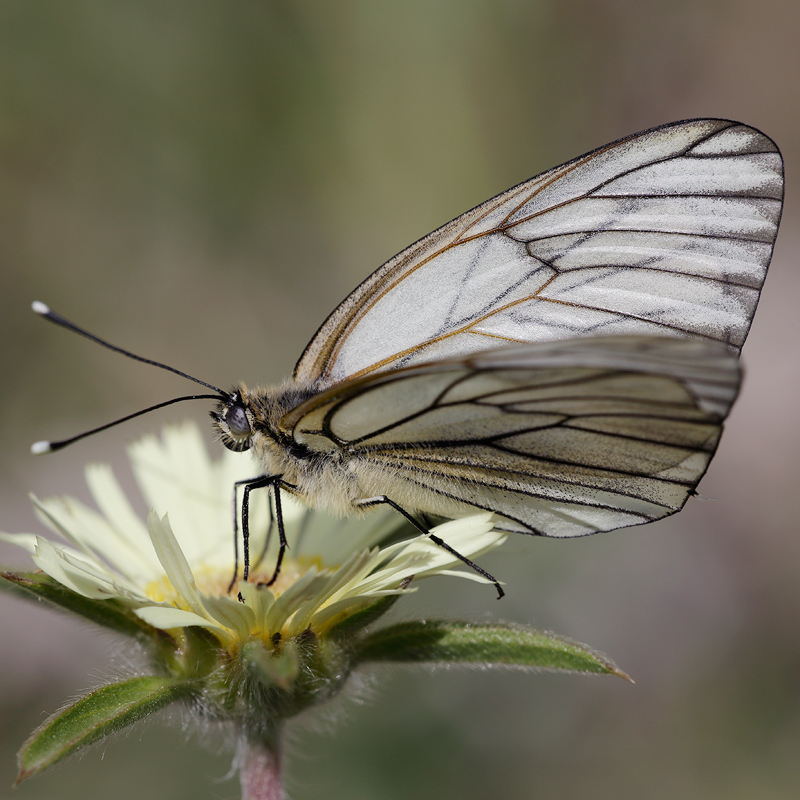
<box><xmin>36</xmin><ymin>119</ymin><xmax>784</xmax><ymax>597</ymax></box>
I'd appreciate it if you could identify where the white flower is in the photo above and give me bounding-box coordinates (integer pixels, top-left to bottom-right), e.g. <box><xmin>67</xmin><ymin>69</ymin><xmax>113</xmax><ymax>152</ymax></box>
<box><xmin>1</xmin><ymin>423</ymin><xmax>507</xmax><ymax>650</ymax></box>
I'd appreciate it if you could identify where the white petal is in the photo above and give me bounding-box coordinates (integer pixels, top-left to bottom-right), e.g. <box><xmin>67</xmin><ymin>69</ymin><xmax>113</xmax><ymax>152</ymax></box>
<box><xmin>32</xmin><ymin>537</ymin><xmax>149</xmax><ymax>602</ymax></box>
<box><xmin>32</xmin><ymin>538</ymin><xmax>121</xmax><ymax>599</ymax></box>
<box><xmin>85</xmin><ymin>464</ymin><xmax>156</xmax><ymax>573</ymax></box>
<box><xmin>237</xmin><ymin>581</ymin><xmax>276</xmax><ymax>622</ymax></box>
<box><xmin>310</xmin><ymin>589</ymin><xmax>408</xmax><ymax>631</ymax></box>
<box><xmin>434</xmin><ymin>569</ymin><xmax>503</xmax><ymax>584</ymax></box>
<box><xmin>134</xmin><ymin>605</ymin><xmax>227</xmax><ymax>632</ymax></box>
<box><xmin>320</xmin><ymin>549</ymin><xmax>393</xmax><ymax>604</ymax></box>
<box><xmin>146</xmin><ymin>511</ymin><xmax>206</xmax><ymax>616</ymax></box>
<box><xmin>358</xmin><ymin>515</ymin><xmax>504</xmax><ymax>592</ymax></box>
<box><xmin>289</xmin><ymin>551</ymin><xmax>379</xmax><ymax>632</ymax></box>
<box><xmin>32</xmin><ymin>493</ymin><xmax>113</xmax><ymax>559</ymax></box>
<box><xmin>30</xmin><ymin>492</ymin><xmax>158</xmax><ymax>586</ymax></box>
<box><xmin>130</xmin><ymin>429</ymin><xmax>212</xmax><ymax>556</ymax></box>
<box><xmin>202</xmin><ymin>594</ymin><xmax>256</xmax><ymax>638</ymax></box>
<box><xmin>266</xmin><ymin>570</ymin><xmax>327</xmax><ymax>634</ymax></box>
<box><xmin>0</xmin><ymin>531</ymin><xmax>39</xmax><ymax>554</ymax></box>
<box><xmin>130</xmin><ymin>424</ymin><xmax>265</xmax><ymax>567</ymax></box>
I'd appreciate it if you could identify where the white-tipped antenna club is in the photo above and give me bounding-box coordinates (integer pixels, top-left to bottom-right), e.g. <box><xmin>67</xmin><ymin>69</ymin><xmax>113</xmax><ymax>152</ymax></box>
<box><xmin>31</xmin><ymin>440</ymin><xmax>53</xmax><ymax>455</ymax></box>
<box><xmin>32</xmin><ymin>300</ymin><xmax>51</xmax><ymax>316</ymax></box>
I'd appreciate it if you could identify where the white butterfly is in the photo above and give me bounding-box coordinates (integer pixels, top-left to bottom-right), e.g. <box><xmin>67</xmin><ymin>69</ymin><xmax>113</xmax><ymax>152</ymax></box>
<box><xmin>37</xmin><ymin>119</ymin><xmax>784</xmax><ymax>596</ymax></box>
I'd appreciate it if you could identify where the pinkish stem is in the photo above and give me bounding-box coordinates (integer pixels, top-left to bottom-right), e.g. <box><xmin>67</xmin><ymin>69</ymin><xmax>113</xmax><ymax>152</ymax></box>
<box><xmin>240</xmin><ymin>735</ymin><xmax>284</xmax><ymax>800</ymax></box>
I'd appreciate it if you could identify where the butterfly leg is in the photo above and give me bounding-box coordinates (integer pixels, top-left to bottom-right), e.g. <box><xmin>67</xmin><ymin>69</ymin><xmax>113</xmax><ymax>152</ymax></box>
<box><xmin>263</xmin><ymin>482</ymin><xmax>289</xmax><ymax>588</ymax></box>
<box><xmin>229</xmin><ymin>475</ymin><xmax>289</xmax><ymax>598</ymax></box>
<box><xmin>228</xmin><ymin>475</ymin><xmax>265</xmax><ymax>594</ymax></box>
<box><xmin>355</xmin><ymin>496</ymin><xmax>505</xmax><ymax>599</ymax></box>
<box><xmin>251</xmin><ymin>493</ymin><xmax>275</xmax><ymax>573</ymax></box>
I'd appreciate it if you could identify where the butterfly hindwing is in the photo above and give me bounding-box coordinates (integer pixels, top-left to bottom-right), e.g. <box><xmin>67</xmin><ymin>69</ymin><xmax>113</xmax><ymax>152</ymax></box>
<box><xmin>284</xmin><ymin>336</ymin><xmax>740</xmax><ymax>537</ymax></box>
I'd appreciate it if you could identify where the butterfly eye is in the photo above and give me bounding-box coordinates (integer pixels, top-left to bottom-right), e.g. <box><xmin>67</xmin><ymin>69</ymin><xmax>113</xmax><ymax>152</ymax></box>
<box><xmin>225</xmin><ymin>404</ymin><xmax>251</xmax><ymax>438</ymax></box>
<box><xmin>209</xmin><ymin>394</ymin><xmax>253</xmax><ymax>452</ymax></box>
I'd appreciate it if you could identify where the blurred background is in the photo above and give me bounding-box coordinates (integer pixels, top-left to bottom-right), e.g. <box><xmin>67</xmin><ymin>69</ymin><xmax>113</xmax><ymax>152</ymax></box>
<box><xmin>1</xmin><ymin>1</ymin><xmax>798</xmax><ymax>798</ymax></box>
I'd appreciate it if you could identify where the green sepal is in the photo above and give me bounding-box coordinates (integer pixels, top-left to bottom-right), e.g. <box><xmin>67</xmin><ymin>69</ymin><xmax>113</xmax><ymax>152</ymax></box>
<box><xmin>16</xmin><ymin>676</ymin><xmax>195</xmax><ymax>784</ymax></box>
<box><xmin>0</xmin><ymin>569</ymin><xmax>153</xmax><ymax>638</ymax></box>
<box><xmin>240</xmin><ymin>638</ymin><xmax>301</xmax><ymax>691</ymax></box>
<box><xmin>354</xmin><ymin>620</ymin><xmax>631</xmax><ymax>679</ymax></box>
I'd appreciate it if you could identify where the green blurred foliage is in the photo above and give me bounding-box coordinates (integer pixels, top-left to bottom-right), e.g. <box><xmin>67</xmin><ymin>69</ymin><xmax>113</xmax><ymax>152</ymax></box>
<box><xmin>2</xmin><ymin>1</ymin><xmax>799</xmax><ymax>798</ymax></box>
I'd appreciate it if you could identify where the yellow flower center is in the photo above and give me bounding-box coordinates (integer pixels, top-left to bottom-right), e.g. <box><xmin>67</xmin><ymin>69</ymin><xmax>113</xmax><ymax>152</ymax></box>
<box><xmin>144</xmin><ymin>555</ymin><xmax>330</xmax><ymax>607</ymax></box>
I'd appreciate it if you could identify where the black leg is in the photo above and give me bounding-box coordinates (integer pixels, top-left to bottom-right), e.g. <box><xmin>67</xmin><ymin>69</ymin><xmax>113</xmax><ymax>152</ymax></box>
<box><xmin>251</xmin><ymin>496</ymin><xmax>275</xmax><ymax>573</ymax></box>
<box><xmin>228</xmin><ymin>474</ymin><xmax>281</xmax><ymax>597</ymax></box>
<box><xmin>241</xmin><ymin>476</ymin><xmax>277</xmax><ymax>583</ymax></box>
<box><xmin>228</xmin><ymin>475</ymin><xmax>266</xmax><ymax>594</ymax></box>
<box><xmin>263</xmin><ymin>485</ymin><xmax>288</xmax><ymax>587</ymax></box>
<box><xmin>355</xmin><ymin>496</ymin><xmax>504</xmax><ymax>599</ymax></box>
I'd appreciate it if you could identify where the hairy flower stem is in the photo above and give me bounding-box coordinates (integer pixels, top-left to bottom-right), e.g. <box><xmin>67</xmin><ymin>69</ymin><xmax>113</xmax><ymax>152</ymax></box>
<box><xmin>240</xmin><ymin>734</ymin><xmax>284</xmax><ymax>800</ymax></box>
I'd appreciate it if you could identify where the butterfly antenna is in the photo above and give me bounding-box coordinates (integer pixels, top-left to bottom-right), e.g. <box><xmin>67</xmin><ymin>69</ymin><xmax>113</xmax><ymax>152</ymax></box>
<box><xmin>32</xmin><ymin>301</ymin><xmax>225</xmax><ymax>394</ymax></box>
<box><xmin>31</xmin><ymin>301</ymin><xmax>229</xmax><ymax>454</ymax></box>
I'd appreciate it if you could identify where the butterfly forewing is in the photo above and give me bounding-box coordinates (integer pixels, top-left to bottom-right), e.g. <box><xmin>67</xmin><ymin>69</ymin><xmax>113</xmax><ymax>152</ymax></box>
<box><xmin>294</xmin><ymin>120</ymin><xmax>782</xmax><ymax>387</ymax></box>
<box><xmin>283</xmin><ymin>336</ymin><xmax>740</xmax><ymax>537</ymax></box>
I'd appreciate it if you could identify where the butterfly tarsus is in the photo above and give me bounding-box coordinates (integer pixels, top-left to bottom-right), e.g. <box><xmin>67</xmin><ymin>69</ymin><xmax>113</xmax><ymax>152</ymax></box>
<box><xmin>355</xmin><ymin>496</ymin><xmax>505</xmax><ymax>599</ymax></box>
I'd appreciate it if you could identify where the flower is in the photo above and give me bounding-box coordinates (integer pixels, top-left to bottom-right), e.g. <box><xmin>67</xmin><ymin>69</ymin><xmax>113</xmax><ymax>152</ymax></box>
<box><xmin>1</xmin><ymin>422</ymin><xmax>626</xmax><ymax>792</ymax></box>
<box><xmin>1</xmin><ymin>422</ymin><xmax>507</xmax><ymax>651</ymax></box>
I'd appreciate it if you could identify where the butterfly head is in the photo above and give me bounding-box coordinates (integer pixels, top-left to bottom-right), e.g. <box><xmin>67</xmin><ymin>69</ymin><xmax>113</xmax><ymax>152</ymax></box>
<box><xmin>211</xmin><ymin>389</ymin><xmax>255</xmax><ymax>452</ymax></box>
